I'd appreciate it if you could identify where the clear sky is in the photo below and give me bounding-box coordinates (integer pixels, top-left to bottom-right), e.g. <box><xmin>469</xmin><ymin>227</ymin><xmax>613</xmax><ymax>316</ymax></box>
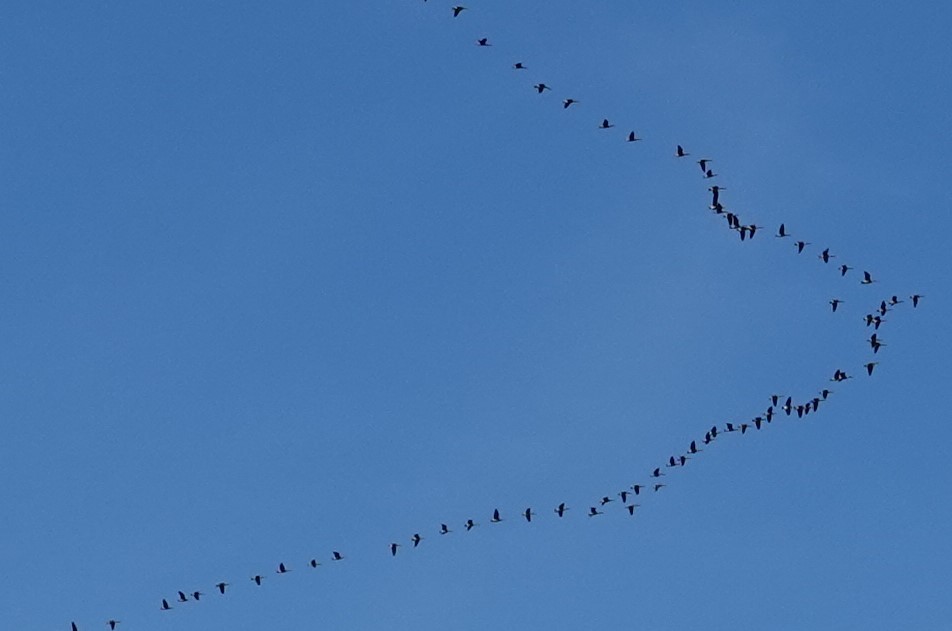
<box><xmin>2</xmin><ymin>2</ymin><xmax>950</xmax><ymax>630</ymax></box>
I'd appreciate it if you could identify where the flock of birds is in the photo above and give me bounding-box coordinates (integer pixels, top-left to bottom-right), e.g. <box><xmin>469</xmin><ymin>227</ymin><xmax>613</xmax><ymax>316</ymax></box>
<box><xmin>64</xmin><ymin>3</ymin><xmax>923</xmax><ymax>629</ymax></box>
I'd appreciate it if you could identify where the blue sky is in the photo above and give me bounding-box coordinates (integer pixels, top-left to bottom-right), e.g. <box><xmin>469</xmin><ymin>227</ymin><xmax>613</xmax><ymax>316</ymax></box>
<box><xmin>2</xmin><ymin>1</ymin><xmax>950</xmax><ymax>629</ymax></box>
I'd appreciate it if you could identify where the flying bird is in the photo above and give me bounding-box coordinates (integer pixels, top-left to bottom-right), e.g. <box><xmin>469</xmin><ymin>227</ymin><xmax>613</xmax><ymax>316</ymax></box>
<box><xmin>627</xmin><ymin>131</ymin><xmax>641</xmax><ymax>142</ymax></box>
<box><xmin>554</xmin><ymin>502</ymin><xmax>569</xmax><ymax>517</ymax></box>
<box><xmin>533</xmin><ymin>83</ymin><xmax>551</xmax><ymax>93</ymax></box>
<box><xmin>332</xmin><ymin>551</ymin><xmax>344</xmax><ymax>561</ymax></box>
<box><xmin>411</xmin><ymin>533</ymin><xmax>423</xmax><ymax>547</ymax></box>
<box><xmin>795</xmin><ymin>240</ymin><xmax>811</xmax><ymax>254</ymax></box>
<box><xmin>177</xmin><ymin>591</ymin><xmax>189</xmax><ymax>603</ymax></box>
<box><xmin>465</xmin><ymin>519</ymin><xmax>477</xmax><ymax>531</ymax></box>
<box><xmin>600</xmin><ymin>495</ymin><xmax>615</xmax><ymax>505</ymax></box>
<box><xmin>704</xmin><ymin>169</ymin><xmax>717</xmax><ymax>179</ymax></box>
<box><xmin>676</xmin><ymin>145</ymin><xmax>689</xmax><ymax>157</ymax></box>
<box><xmin>776</xmin><ymin>223</ymin><xmax>790</xmax><ymax>238</ymax></box>
<box><xmin>652</xmin><ymin>467</ymin><xmax>664</xmax><ymax>478</ymax></box>
<box><xmin>251</xmin><ymin>575</ymin><xmax>264</xmax><ymax>586</ymax></box>
<box><xmin>476</xmin><ymin>37</ymin><xmax>491</xmax><ymax>46</ymax></box>
<box><xmin>861</xmin><ymin>271</ymin><xmax>876</xmax><ymax>285</ymax></box>
<box><xmin>523</xmin><ymin>508</ymin><xmax>535</xmax><ymax>522</ymax></box>
<box><xmin>562</xmin><ymin>98</ymin><xmax>578</xmax><ymax>108</ymax></box>
<box><xmin>161</xmin><ymin>599</ymin><xmax>172</xmax><ymax>611</ymax></box>
<box><xmin>599</xmin><ymin>119</ymin><xmax>614</xmax><ymax>129</ymax></box>
<box><xmin>452</xmin><ymin>6</ymin><xmax>466</xmax><ymax>17</ymax></box>
<box><xmin>865</xmin><ymin>362</ymin><xmax>879</xmax><ymax>376</ymax></box>
<box><xmin>215</xmin><ymin>582</ymin><xmax>229</xmax><ymax>594</ymax></box>
<box><xmin>839</xmin><ymin>264</ymin><xmax>852</xmax><ymax>277</ymax></box>
<box><xmin>107</xmin><ymin>622</ymin><xmax>120</xmax><ymax>631</ymax></box>
<box><xmin>491</xmin><ymin>508</ymin><xmax>502</xmax><ymax>523</ymax></box>
<box><xmin>697</xmin><ymin>159</ymin><xmax>712</xmax><ymax>173</ymax></box>
<box><xmin>830</xmin><ymin>298</ymin><xmax>843</xmax><ymax>312</ymax></box>
<box><xmin>910</xmin><ymin>294</ymin><xmax>923</xmax><ymax>308</ymax></box>
<box><xmin>192</xmin><ymin>591</ymin><xmax>203</xmax><ymax>601</ymax></box>
<box><xmin>277</xmin><ymin>562</ymin><xmax>290</xmax><ymax>574</ymax></box>
<box><xmin>513</xmin><ymin>62</ymin><xmax>526</xmax><ymax>69</ymax></box>
<box><xmin>631</xmin><ymin>484</ymin><xmax>644</xmax><ymax>495</ymax></box>
<box><xmin>653</xmin><ymin>484</ymin><xmax>666</xmax><ymax>492</ymax></box>
<box><xmin>309</xmin><ymin>559</ymin><xmax>321</xmax><ymax>568</ymax></box>
<box><xmin>819</xmin><ymin>248</ymin><xmax>834</xmax><ymax>263</ymax></box>
<box><xmin>390</xmin><ymin>543</ymin><xmax>400</xmax><ymax>556</ymax></box>
<box><xmin>626</xmin><ymin>504</ymin><xmax>641</xmax><ymax>516</ymax></box>
<box><xmin>440</xmin><ymin>523</ymin><xmax>452</xmax><ymax>535</ymax></box>
<box><xmin>588</xmin><ymin>506</ymin><xmax>604</xmax><ymax>517</ymax></box>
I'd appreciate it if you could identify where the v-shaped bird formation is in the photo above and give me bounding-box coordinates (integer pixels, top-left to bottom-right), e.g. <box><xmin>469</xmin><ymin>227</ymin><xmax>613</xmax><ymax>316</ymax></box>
<box><xmin>62</xmin><ymin>2</ymin><xmax>925</xmax><ymax>629</ymax></box>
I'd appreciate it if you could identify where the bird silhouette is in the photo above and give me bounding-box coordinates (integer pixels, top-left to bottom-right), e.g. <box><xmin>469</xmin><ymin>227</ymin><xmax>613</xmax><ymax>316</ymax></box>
<box><xmin>215</xmin><ymin>582</ymin><xmax>229</xmax><ymax>594</ymax></box>
<box><xmin>439</xmin><ymin>523</ymin><xmax>452</xmax><ymax>535</ymax></box>
<box><xmin>562</xmin><ymin>98</ymin><xmax>578</xmax><ymax>108</ymax></box>
<box><xmin>251</xmin><ymin>575</ymin><xmax>264</xmax><ymax>586</ymax></box>
<box><xmin>192</xmin><ymin>591</ymin><xmax>203</xmax><ymax>601</ymax></box>
<box><xmin>412</xmin><ymin>533</ymin><xmax>423</xmax><ymax>547</ymax></box>
<box><xmin>861</xmin><ymin>271</ymin><xmax>876</xmax><ymax>285</ymax></box>
<box><xmin>676</xmin><ymin>145</ymin><xmax>689</xmax><ymax>157</ymax></box>
<box><xmin>390</xmin><ymin>543</ymin><xmax>400</xmax><ymax>556</ymax></box>
<box><xmin>177</xmin><ymin>591</ymin><xmax>188</xmax><ymax>603</ymax></box>
<box><xmin>107</xmin><ymin>621</ymin><xmax>120</xmax><ymax>630</ymax></box>
<box><xmin>523</xmin><ymin>508</ymin><xmax>535</xmax><ymax>522</ymax></box>
<box><xmin>588</xmin><ymin>506</ymin><xmax>604</xmax><ymax>517</ymax></box>
<box><xmin>795</xmin><ymin>240</ymin><xmax>811</xmax><ymax>254</ymax></box>
<box><xmin>476</xmin><ymin>37</ymin><xmax>490</xmax><ymax>46</ymax></box>
<box><xmin>72</xmin><ymin>623</ymin><xmax>79</xmax><ymax>631</ymax></box>
<box><xmin>513</xmin><ymin>62</ymin><xmax>526</xmax><ymax>69</ymax></box>
<box><xmin>910</xmin><ymin>294</ymin><xmax>923</xmax><ymax>308</ymax></box>
<box><xmin>865</xmin><ymin>362</ymin><xmax>879</xmax><ymax>376</ymax></box>
<box><xmin>830</xmin><ymin>299</ymin><xmax>844</xmax><ymax>312</ymax></box>
<box><xmin>491</xmin><ymin>508</ymin><xmax>502</xmax><ymax>523</ymax></box>
<box><xmin>704</xmin><ymin>169</ymin><xmax>717</xmax><ymax>179</ymax></box>
<box><xmin>697</xmin><ymin>159</ymin><xmax>712</xmax><ymax>173</ymax></box>
<box><xmin>464</xmin><ymin>519</ymin><xmax>477</xmax><ymax>531</ymax></box>
<box><xmin>653</xmin><ymin>484</ymin><xmax>666</xmax><ymax>492</ymax></box>
<box><xmin>599</xmin><ymin>118</ymin><xmax>614</xmax><ymax>129</ymax></box>
<box><xmin>276</xmin><ymin>562</ymin><xmax>290</xmax><ymax>574</ymax></box>
<box><xmin>652</xmin><ymin>467</ymin><xmax>664</xmax><ymax>477</ymax></box>
<box><xmin>554</xmin><ymin>502</ymin><xmax>569</xmax><ymax>517</ymax></box>
<box><xmin>631</xmin><ymin>484</ymin><xmax>644</xmax><ymax>495</ymax></box>
<box><xmin>161</xmin><ymin>599</ymin><xmax>172</xmax><ymax>611</ymax></box>
<box><xmin>627</xmin><ymin>131</ymin><xmax>641</xmax><ymax>142</ymax></box>
<box><xmin>776</xmin><ymin>223</ymin><xmax>790</xmax><ymax>238</ymax></box>
<box><xmin>452</xmin><ymin>6</ymin><xmax>466</xmax><ymax>17</ymax></box>
<box><xmin>626</xmin><ymin>504</ymin><xmax>641</xmax><ymax>516</ymax></box>
<box><xmin>839</xmin><ymin>264</ymin><xmax>853</xmax><ymax>277</ymax></box>
<box><xmin>533</xmin><ymin>83</ymin><xmax>551</xmax><ymax>93</ymax></box>
<box><xmin>819</xmin><ymin>248</ymin><xmax>835</xmax><ymax>263</ymax></box>
<box><xmin>309</xmin><ymin>559</ymin><xmax>321</xmax><ymax>568</ymax></box>
<box><xmin>332</xmin><ymin>551</ymin><xmax>344</xmax><ymax>561</ymax></box>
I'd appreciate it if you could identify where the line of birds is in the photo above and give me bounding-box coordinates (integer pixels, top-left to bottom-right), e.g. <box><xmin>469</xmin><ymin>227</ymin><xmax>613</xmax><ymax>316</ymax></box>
<box><xmin>63</xmin><ymin>3</ymin><xmax>925</xmax><ymax>629</ymax></box>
